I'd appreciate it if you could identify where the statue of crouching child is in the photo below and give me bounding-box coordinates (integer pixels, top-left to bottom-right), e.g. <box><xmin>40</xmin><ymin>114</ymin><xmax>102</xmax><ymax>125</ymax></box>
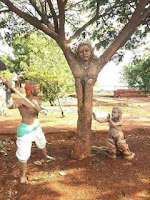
<box><xmin>93</xmin><ymin>106</ymin><xmax>135</xmax><ymax>160</ymax></box>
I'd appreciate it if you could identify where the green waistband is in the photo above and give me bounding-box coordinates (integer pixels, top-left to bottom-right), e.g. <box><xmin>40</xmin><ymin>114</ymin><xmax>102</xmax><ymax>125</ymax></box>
<box><xmin>17</xmin><ymin>120</ymin><xmax>40</xmax><ymax>137</ymax></box>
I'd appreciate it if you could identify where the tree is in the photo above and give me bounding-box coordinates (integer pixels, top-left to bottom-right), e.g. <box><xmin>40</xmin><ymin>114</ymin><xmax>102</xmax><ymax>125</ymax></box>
<box><xmin>3</xmin><ymin>31</ymin><xmax>74</xmax><ymax>104</ymax></box>
<box><xmin>0</xmin><ymin>55</ymin><xmax>14</xmax><ymax>79</ymax></box>
<box><xmin>19</xmin><ymin>66</ymin><xmax>72</xmax><ymax>104</ymax></box>
<box><xmin>0</xmin><ymin>0</ymin><xmax>150</xmax><ymax>160</ymax></box>
<box><xmin>122</xmin><ymin>56</ymin><xmax>150</xmax><ymax>94</ymax></box>
<box><xmin>7</xmin><ymin>32</ymin><xmax>73</xmax><ymax>77</ymax></box>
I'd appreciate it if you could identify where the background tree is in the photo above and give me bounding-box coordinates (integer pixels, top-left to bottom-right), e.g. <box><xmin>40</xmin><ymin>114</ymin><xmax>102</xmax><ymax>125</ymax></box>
<box><xmin>122</xmin><ymin>56</ymin><xmax>150</xmax><ymax>94</ymax></box>
<box><xmin>1</xmin><ymin>31</ymin><xmax>74</xmax><ymax>105</ymax></box>
<box><xmin>19</xmin><ymin>65</ymin><xmax>72</xmax><ymax>103</ymax></box>
<box><xmin>0</xmin><ymin>55</ymin><xmax>14</xmax><ymax>79</ymax></box>
<box><xmin>7</xmin><ymin>32</ymin><xmax>74</xmax><ymax>79</ymax></box>
<box><xmin>0</xmin><ymin>0</ymin><xmax>150</xmax><ymax>159</ymax></box>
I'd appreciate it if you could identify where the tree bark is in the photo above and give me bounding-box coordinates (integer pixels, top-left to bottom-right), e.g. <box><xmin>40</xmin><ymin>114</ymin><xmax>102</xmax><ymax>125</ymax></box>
<box><xmin>71</xmin><ymin>78</ymin><xmax>95</xmax><ymax>160</ymax></box>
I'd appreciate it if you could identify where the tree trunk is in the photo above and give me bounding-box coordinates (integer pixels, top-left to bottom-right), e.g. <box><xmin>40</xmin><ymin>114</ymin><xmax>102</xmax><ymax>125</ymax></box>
<box><xmin>71</xmin><ymin>78</ymin><xmax>95</xmax><ymax>160</ymax></box>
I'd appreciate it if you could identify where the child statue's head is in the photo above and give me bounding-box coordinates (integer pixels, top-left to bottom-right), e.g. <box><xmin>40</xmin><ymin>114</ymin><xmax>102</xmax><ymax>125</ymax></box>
<box><xmin>25</xmin><ymin>81</ymin><xmax>40</xmax><ymax>97</ymax></box>
<box><xmin>112</xmin><ymin>106</ymin><xmax>122</xmax><ymax>121</ymax></box>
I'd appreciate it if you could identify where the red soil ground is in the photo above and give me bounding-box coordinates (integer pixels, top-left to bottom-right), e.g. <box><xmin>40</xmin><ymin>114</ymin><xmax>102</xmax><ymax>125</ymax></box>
<box><xmin>0</xmin><ymin>96</ymin><xmax>150</xmax><ymax>200</ymax></box>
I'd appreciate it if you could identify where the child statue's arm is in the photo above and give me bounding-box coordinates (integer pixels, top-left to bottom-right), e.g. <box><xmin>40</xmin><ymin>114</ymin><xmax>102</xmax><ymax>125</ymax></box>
<box><xmin>92</xmin><ymin>112</ymin><xmax>108</xmax><ymax>123</ymax></box>
<box><xmin>108</xmin><ymin>115</ymin><xmax>122</xmax><ymax>128</ymax></box>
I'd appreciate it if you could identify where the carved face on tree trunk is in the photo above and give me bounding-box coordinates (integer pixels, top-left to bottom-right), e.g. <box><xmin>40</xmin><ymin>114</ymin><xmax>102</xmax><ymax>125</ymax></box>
<box><xmin>76</xmin><ymin>42</ymin><xmax>98</xmax><ymax>63</ymax></box>
<box><xmin>78</xmin><ymin>45</ymin><xmax>91</xmax><ymax>61</ymax></box>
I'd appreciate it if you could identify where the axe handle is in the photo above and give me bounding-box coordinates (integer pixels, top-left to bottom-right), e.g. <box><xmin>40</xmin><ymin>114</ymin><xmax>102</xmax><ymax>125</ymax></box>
<box><xmin>0</xmin><ymin>76</ymin><xmax>41</xmax><ymax>112</ymax></box>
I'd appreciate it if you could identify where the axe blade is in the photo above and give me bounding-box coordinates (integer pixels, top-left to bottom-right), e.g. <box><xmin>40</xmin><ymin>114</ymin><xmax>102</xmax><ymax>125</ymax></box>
<box><xmin>0</xmin><ymin>60</ymin><xmax>6</xmax><ymax>71</ymax></box>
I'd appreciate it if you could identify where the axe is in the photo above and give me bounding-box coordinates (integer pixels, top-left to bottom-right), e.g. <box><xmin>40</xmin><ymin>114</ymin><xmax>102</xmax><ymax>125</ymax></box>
<box><xmin>0</xmin><ymin>60</ymin><xmax>41</xmax><ymax>112</ymax></box>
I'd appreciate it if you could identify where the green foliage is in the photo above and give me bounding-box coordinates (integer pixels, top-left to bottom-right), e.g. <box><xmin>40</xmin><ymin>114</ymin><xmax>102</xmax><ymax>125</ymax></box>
<box><xmin>0</xmin><ymin>55</ymin><xmax>14</xmax><ymax>80</ymax></box>
<box><xmin>0</xmin><ymin>69</ymin><xmax>14</xmax><ymax>80</ymax></box>
<box><xmin>1</xmin><ymin>0</ymin><xmax>149</xmax><ymax>56</ymax></box>
<box><xmin>19</xmin><ymin>69</ymin><xmax>58</xmax><ymax>102</ymax></box>
<box><xmin>0</xmin><ymin>1</ymin><xmax>149</xmax><ymax>66</ymax></box>
<box><xmin>9</xmin><ymin>32</ymin><xmax>74</xmax><ymax>101</ymax></box>
<box><xmin>122</xmin><ymin>56</ymin><xmax>150</xmax><ymax>94</ymax></box>
<box><xmin>0</xmin><ymin>0</ymin><xmax>34</xmax><ymax>44</ymax></box>
<box><xmin>9</xmin><ymin>32</ymin><xmax>70</xmax><ymax>73</ymax></box>
<box><xmin>83</xmin><ymin>0</ymin><xmax>149</xmax><ymax>62</ymax></box>
<box><xmin>19</xmin><ymin>65</ymin><xmax>74</xmax><ymax>102</ymax></box>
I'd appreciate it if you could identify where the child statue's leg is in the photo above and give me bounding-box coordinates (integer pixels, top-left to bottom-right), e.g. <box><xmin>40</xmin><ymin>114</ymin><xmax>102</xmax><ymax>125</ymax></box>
<box><xmin>117</xmin><ymin>139</ymin><xmax>135</xmax><ymax>160</ymax></box>
<box><xmin>106</xmin><ymin>138</ymin><xmax>117</xmax><ymax>159</ymax></box>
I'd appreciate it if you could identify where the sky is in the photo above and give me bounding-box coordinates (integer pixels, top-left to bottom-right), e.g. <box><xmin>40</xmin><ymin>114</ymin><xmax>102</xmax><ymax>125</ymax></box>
<box><xmin>97</xmin><ymin>51</ymin><xmax>132</xmax><ymax>90</ymax></box>
<box><xmin>97</xmin><ymin>34</ymin><xmax>150</xmax><ymax>91</ymax></box>
<box><xmin>0</xmin><ymin>40</ymin><xmax>12</xmax><ymax>57</ymax></box>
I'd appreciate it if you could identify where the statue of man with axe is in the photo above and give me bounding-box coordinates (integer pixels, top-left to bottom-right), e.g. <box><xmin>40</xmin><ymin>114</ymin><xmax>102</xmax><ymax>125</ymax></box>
<box><xmin>0</xmin><ymin>61</ymin><xmax>55</xmax><ymax>184</ymax></box>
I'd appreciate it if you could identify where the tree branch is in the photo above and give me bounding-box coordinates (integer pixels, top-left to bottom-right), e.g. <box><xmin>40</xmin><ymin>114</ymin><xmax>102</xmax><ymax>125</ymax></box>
<box><xmin>0</xmin><ymin>0</ymin><xmax>58</xmax><ymax>40</ymax></box>
<box><xmin>67</xmin><ymin>1</ymin><xmax>129</xmax><ymax>44</ymax></box>
<box><xmin>0</xmin><ymin>8</ymin><xmax>9</xmax><ymax>13</ymax></box>
<box><xmin>57</xmin><ymin>0</ymin><xmax>65</xmax><ymax>38</ymax></box>
<box><xmin>63</xmin><ymin>0</ymin><xmax>68</xmax><ymax>6</ymax></box>
<box><xmin>67</xmin><ymin>14</ymin><xmax>102</xmax><ymax>44</ymax></box>
<box><xmin>139</xmin><ymin>7</ymin><xmax>150</xmax><ymax>25</ymax></box>
<box><xmin>65</xmin><ymin>0</ymin><xmax>84</xmax><ymax>11</ymax></box>
<box><xmin>39</xmin><ymin>0</ymin><xmax>45</xmax><ymax>14</ymax></box>
<box><xmin>96</xmin><ymin>0</ymin><xmax>100</xmax><ymax>16</ymax></box>
<box><xmin>29</xmin><ymin>0</ymin><xmax>43</xmax><ymax>18</ymax></box>
<box><xmin>99</xmin><ymin>0</ymin><xmax>150</xmax><ymax>72</ymax></box>
<box><xmin>29</xmin><ymin>0</ymin><xmax>54</xmax><ymax>30</ymax></box>
<box><xmin>47</xmin><ymin>0</ymin><xmax>59</xmax><ymax>33</ymax></box>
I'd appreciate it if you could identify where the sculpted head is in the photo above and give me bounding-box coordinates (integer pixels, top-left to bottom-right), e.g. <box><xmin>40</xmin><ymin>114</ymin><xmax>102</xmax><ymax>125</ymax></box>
<box><xmin>25</xmin><ymin>81</ymin><xmax>40</xmax><ymax>97</ymax></box>
<box><xmin>76</xmin><ymin>42</ymin><xmax>97</xmax><ymax>62</ymax></box>
<box><xmin>112</xmin><ymin>106</ymin><xmax>122</xmax><ymax>121</ymax></box>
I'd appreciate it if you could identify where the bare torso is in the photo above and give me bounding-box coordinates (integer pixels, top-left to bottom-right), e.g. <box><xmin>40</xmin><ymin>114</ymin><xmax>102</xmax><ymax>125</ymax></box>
<box><xmin>108</xmin><ymin>120</ymin><xmax>124</xmax><ymax>139</ymax></box>
<box><xmin>14</xmin><ymin>98</ymin><xmax>40</xmax><ymax>125</ymax></box>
